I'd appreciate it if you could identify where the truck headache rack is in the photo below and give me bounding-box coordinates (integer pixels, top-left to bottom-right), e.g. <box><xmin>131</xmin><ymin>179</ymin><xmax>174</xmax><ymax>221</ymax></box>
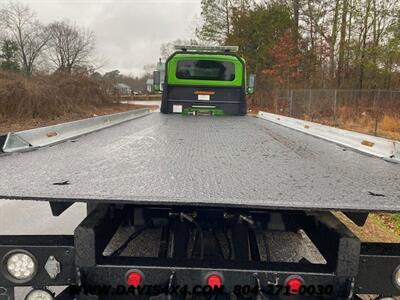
<box><xmin>1</xmin><ymin>204</ymin><xmax>399</xmax><ymax>299</ymax></box>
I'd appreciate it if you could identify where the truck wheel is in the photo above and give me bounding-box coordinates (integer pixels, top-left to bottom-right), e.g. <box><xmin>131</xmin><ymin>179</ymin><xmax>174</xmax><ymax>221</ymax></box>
<box><xmin>160</xmin><ymin>102</ymin><xmax>169</xmax><ymax>114</ymax></box>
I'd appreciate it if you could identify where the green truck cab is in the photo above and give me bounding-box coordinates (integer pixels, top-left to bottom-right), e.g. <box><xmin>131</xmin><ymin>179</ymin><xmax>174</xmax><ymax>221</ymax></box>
<box><xmin>160</xmin><ymin>45</ymin><xmax>254</xmax><ymax>116</ymax></box>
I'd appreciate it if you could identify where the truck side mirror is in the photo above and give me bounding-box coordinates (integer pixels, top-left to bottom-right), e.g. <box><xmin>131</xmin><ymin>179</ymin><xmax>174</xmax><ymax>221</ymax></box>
<box><xmin>153</xmin><ymin>70</ymin><xmax>161</xmax><ymax>92</ymax></box>
<box><xmin>247</xmin><ymin>74</ymin><xmax>256</xmax><ymax>95</ymax></box>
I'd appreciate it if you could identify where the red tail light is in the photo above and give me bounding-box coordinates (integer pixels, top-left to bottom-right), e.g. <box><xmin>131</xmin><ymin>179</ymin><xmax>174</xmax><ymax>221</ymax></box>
<box><xmin>286</xmin><ymin>276</ymin><xmax>304</xmax><ymax>294</ymax></box>
<box><xmin>126</xmin><ymin>271</ymin><xmax>143</xmax><ymax>288</ymax></box>
<box><xmin>207</xmin><ymin>274</ymin><xmax>223</xmax><ymax>288</ymax></box>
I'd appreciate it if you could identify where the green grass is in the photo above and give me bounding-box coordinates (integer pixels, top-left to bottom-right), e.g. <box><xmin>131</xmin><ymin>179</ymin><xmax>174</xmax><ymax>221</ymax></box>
<box><xmin>390</xmin><ymin>214</ymin><xmax>400</xmax><ymax>233</ymax></box>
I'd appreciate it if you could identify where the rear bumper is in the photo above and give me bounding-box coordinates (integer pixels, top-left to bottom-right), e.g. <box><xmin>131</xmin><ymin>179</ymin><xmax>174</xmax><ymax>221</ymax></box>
<box><xmin>161</xmin><ymin>85</ymin><xmax>247</xmax><ymax>115</ymax></box>
<box><xmin>1</xmin><ymin>205</ymin><xmax>400</xmax><ymax>299</ymax></box>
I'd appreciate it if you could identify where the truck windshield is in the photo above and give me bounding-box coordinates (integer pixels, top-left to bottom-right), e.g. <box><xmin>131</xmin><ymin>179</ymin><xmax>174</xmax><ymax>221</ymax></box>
<box><xmin>176</xmin><ymin>60</ymin><xmax>235</xmax><ymax>81</ymax></box>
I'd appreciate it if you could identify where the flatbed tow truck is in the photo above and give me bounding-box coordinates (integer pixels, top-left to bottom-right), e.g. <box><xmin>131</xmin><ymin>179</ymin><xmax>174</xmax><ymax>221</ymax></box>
<box><xmin>0</xmin><ymin>46</ymin><xmax>399</xmax><ymax>300</ymax></box>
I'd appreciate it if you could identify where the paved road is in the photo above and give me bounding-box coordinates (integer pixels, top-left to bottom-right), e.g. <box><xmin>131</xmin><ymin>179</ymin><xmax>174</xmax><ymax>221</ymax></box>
<box><xmin>0</xmin><ymin>201</ymin><xmax>86</xmax><ymax>235</ymax></box>
<box><xmin>123</xmin><ymin>100</ymin><xmax>161</xmax><ymax>111</ymax></box>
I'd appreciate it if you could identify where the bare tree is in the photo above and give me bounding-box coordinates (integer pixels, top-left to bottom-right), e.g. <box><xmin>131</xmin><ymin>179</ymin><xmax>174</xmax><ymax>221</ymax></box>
<box><xmin>160</xmin><ymin>39</ymin><xmax>198</xmax><ymax>60</ymax></box>
<box><xmin>47</xmin><ymin>20</ymin><xmax>95</xmax><ymax>73</ymax></box>
<box><xmin>337</xmin><ymin>0</ymin><xmax>348</xmax><ymax>87</ymax></box>
<box><xmin>1</xmin><ymin>1</ymin><xmax>49</xmax><ymax>75</ymax></box>
<box><xmin>143</xmin><ymin>64</ymin><xmax>156</xmax><ymax>77</ymax></box>
<box><xmin>293</xmin><ymin>0</ymin><xmax>300</xmax><ymax>45</ymax></box>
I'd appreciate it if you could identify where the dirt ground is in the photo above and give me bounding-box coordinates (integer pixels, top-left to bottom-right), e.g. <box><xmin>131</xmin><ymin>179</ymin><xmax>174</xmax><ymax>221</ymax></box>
<box><xmin>336</xmin><ymin>212</ymin><xmax>400</xmax><ymax>243</ymax></box>
<box><xmin>0</xmin><ymin>103</ymin><xmax>158</xmax><ymax>134</ymax></box>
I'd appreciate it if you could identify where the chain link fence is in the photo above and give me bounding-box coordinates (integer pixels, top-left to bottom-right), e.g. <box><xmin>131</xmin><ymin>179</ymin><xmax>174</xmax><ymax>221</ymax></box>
<box><xmin>253</xmin><ymin>89</ymin><xmax>400</xmax><ymax>140</ymax></box>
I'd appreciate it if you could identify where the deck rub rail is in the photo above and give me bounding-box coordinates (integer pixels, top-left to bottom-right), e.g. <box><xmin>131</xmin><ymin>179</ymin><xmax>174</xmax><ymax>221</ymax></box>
<box><xmin>258</xmin><ymin>111</ymin><xmax>400</xmax><ymax>163</ymax></box>
<box><xmin>1</xmin><ymin>108</ymin><xmax>151</xmax><ymax>153</ymax></box>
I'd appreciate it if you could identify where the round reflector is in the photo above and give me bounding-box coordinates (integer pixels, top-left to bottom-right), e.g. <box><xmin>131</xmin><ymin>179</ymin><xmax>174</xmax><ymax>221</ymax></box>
<box><xmin>286</xmin><ymin>277</ymin><xmax>304</xmax><ymax>294</ymax></box>
<box><xmin>393</xmin><ymin>265</ymin><xmax>400</xmax><ymax>289</ymax></box>
<box><xmin>25</xmin><ymin>289</ymin><xmax>54</xmax><ymax>300</ymax></box>
<box><xmin>126</xmin><ymin>271</ymin><xmax>142</xmax><ymax>287</ymax></box>
<box><xmin>207</xmin><ymin>274</ymin><xmax>223</xmax><ymax>288</ymax></box>
<box><xmin>2</xmin><ymin>250</ymin><xmax>38</xmax><ymax>283</ymax></box>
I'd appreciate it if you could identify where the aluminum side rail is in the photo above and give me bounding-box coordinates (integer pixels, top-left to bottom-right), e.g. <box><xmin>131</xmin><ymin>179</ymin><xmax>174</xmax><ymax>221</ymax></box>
<box><xmin>258</xmin><ymin>111</ymin><xmax>400</xmax><ymax>163</ymax></box>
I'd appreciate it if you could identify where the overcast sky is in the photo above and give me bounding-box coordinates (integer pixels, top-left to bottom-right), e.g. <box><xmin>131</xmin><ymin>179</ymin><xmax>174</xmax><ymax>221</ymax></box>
<box><xmin>14</xmin><ymin>0</ymin><xmax>202</xmax><ymax>76</ymax></box>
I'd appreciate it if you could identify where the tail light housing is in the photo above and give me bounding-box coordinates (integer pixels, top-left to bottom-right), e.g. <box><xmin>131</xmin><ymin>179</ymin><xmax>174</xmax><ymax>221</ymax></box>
<box><xmin>285</xmin><ymin>276</ymin><xmax>304</xmax><ymax>294</ymax></box>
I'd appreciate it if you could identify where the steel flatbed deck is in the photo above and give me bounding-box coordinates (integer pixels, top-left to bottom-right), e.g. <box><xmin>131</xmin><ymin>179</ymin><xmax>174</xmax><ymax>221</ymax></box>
<box><xmin>1</xmin><ymin>112</ymin><xmax>399</xmax><ymax>212</ymax></box>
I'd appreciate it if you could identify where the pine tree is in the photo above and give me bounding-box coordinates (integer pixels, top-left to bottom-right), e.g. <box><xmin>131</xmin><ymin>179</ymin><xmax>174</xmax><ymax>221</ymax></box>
<box><xmin>196</xmin><ymin>0</ymin><xmax>232</xmax><ymax>44</ymax></box>
<box><xmin>0</xmin><ymin>39</ymin><xmax>20</xmax><ymax>71</ymax></box>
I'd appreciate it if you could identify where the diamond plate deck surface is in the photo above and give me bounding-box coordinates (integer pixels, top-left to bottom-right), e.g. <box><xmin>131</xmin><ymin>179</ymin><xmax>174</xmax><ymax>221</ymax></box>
<box><xmin>1</xmin><ymin>113</ymin><xmax>399</xmax><ymax>212</ymax></box>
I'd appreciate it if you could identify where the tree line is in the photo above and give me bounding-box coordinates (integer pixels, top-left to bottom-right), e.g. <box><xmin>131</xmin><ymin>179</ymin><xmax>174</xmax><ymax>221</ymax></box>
<box><xmin>196</xmin><ymin>0</ymin><xmax>400</xmax><ymax>90</ymax></box>
<box><xmin>91</xmin><ymin>69</ymin><xmax>150</xmax><ymax>93</ymax></box>
<box><xmin>0</xmin><ymin>1</ymin><xmax>95</xmax><ymax>75</ymax></box>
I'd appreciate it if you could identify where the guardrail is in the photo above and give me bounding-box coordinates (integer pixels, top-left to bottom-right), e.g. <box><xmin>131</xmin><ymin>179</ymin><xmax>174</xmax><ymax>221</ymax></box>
<box><xmin>258</xmin><ymin>111</ymin><xmax>400</xmax><ymax>163</ymax></box>
<box><xmin>1</xmin><ymin>108</ymin><xmax>151</xmax><ymax>153</ymax></box>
